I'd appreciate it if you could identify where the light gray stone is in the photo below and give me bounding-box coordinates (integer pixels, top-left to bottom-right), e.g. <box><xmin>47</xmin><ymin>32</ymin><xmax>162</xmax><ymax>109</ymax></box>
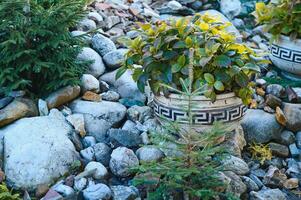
<box><xmin>81</xmin><ymin>74</ymin><xmax>100</xmax><ymax>93</ymax></box>
<box><xmin>83</xmin><ymin>136</ymin><xmax>97</xmax><ymax>148</ymax></box>
<box><xmin>80</xmin><ymin>147</ymin><xmax>95</xmax><ymax>162</ymax></box>
<box><xmin>88</xmin><ymin>12</ymin><xmax>104</xmax><ymax>24</ymax></box>
<box><xmin>103</xmin><ymin>49</ymin><xmax>128</xmax><ymax>69</ymax></box>
<box><xmin>241</xmin><ymin>109</ymin><xmax>283</xmax><ymax>143</ymax></box>
<box><xmin>92</xmin><ymin>34</ymin><xmax>117</xmax><ymax>57</ymax></box>
<box><xmin>77</xmin><ymin>47</ymin><xmax>106</xmax><ymax>78</ymax></box>
<box><xmin>53</xmin><ymin>184</ymin><xmax>75</xmax><ymax>197</ymax></box>
<box><xmin>111</xmin><ymin>185</ymin><xmax>139</xmax><ymax>200</ymax></box>
<box><xmin>93</xmin><ymin>143</ymin><xmax>112</xmax><ymax>167</ymax></box>
<box><xmin>266</xmin><ymin>84</ymin><xmax>286</xmax><ymax>98</ymax></box>
<box><xmin>108</xmin><ymin>128</ymin><xmax>142</xmax><ymax>148</ymax></box>
<box><xmin>38</xmin><ymin>99</ymin><xmax>49</xmax><ymax>116</ymax></box>
<box><xmin>250</xmin><ymin>189</ymin><xmax>286</xmax><ymax>200</ymax></box>
<box><xmin>109</xmin><ymin>147</ymin><xmax>139</xmax><ymax>177</ymax></box>
<box><xmin>220</xmin><ymin>0</ymin><xmax>242</xmax><ymax>19</ymax></box>
<box><xmin>101</xmin><ymin>91</ymin><xmax>120</xmax><ymax>101</ymax></box>
<box><xmin>83</xmin><ymin>183</ymin><xmax>112</xmax><ymax>200</ymax></box>
<box><xmin>85</xmin><ymin>161</ymin><xmax>108</xmax><ymax>180</ymax></box>
<box><xmin>1</xmin><ymin>116</ymin><xmax>78</xmax><ymax>190</ymax></box>
<box><xmin>136</xmin><ymin>146</ymin><xmax>165</xmax><ymax>162</ymax></box>
<box><xmin>77</xmin><ymin>18</ymin><xmax>96</xmax><ymax>31</ymax></box>
<box><xmin>74</xmin><ymin>177</ymin><xmax>87</xmax><ymax>191</ymax></box>
<box><xmin>221</xmin><ymin>155</ymin><xmax>249</xmax><ymax>175</ymax></box>
<box><xmin>127</xmin><ymin>105</ymin><xmax>152</xmax><ymax>123</ymax></box>
<box><xmin>66</xmin><ymin>114</ymin><xmax>86</xmax><ymax>137</ymax></box>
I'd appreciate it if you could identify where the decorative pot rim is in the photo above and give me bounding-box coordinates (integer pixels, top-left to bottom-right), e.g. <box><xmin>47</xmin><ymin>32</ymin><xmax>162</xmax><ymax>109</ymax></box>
<box><xmin>266</xmin><ymin>33</ymin><xmax>301</xmax><ymax>44</ymax></box>
<box><xmin>155</xmin><ymin>92</ymin><xmax>238</xmax><ymax>102</ymax></box>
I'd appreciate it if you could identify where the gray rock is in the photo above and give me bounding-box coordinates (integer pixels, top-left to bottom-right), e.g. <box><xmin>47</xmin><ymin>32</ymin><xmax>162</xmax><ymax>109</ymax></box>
<box><xmin>88</xmin><ymin>12</ymin><xmax>104</xmax><ymax>24</ymax></box>
<box><xmin>249</xmin><ymin>174</ymin><xmax>264</xmax><ymax>189</ymax></box>
<box><xmin>83</xmin><ymin>136</ymin><xmax>97</xmax><ymax>148</ymax></box>
<box><xmin>122</xmin><ymin>120</ymin><xmax>140</xmax><ymax>135</ymax></box>
<box><xmin>71</xmin><ymin>31</ymin><xmax>91</xmax><ymax>43</ymax></box>
<box><xmin>268</xmin><ymin>142</ymin><xmax>289</xmax><ymax>157</ymax></box>
<box><xmin>83</xmin><ymin>116</ymin><xmax>111</xmax><ymax>142</ymax></box>
<box><xmin>232</xmin><ymin>18</ymin><xmax>245</xmax><ymax>29</ymax></box>
<box><xmin>99</xmin><ymin>69</ymin><xmax>146</xmax><ymax>102</ymax></box>
<box><xmin>109</xmin><ymin>147</ymin><xmax>139</xmax><ymax>177</ymax></box>
<box><xmin>241</xmin><ymin>109</ymin><xmax>283</xmax><ymax>143</ymax></box>
<box><xmin>80</xmin><ymin>147</ymin><xmax>95</xmax><ymax>162</ymax></box>
<box><xmin>77</xmin><ymin>18</ymin><xmax>96</xmax><ymax>32</ymax></box>
<box><xmin>105</xmin><ymin>16</ymin><xmax>121</xmax><ymax>29</ymax></box>
<box><xmin>0</xmin><ymin>98</ymin><xmax>38</xmax><ymax>128</ymax></box>
<box><xmin>0</xmin><ymin>97</ymin><xmax>13</xmax><ymax>109</ymax></box>
<box><xmin>108</xmin><ymin>128</ymin><xmax>142</xmax><ymax>148</ymax></box>
<box><xmin>101</xmin><ymin>91</ymin><xmax>120</xmax><ymax>101</ymax></box>
<box><xmin>289</xmin><ymin>143</ymin><xmax>300</xmax><ymax>158</ymax></box>
<box><xmin>220</xmin><ymin>0</ymin><xmax>242</xmax><ymax>19</ymax></box>
<box><xmin>221</xmin><ymin>155</ymin><xmax>249</xmax><ymax>175</ymax></box>
<box><xmin>84</xmin><ymin>161</ymin><xmax>108</xmax><ymax>180</ymax></box>
<box><xmin>266</xmin><ymin>84</ymin><xmax>286</xmax><ymax>98</ymax></box>
<box><xmin>103</xmin><ymin>49</ymin><xmax>128</xmax><ymax>69</ymax></box>
<box><xmin>250</xmin><ymin>189</ymin><xmax>286</xmax><ymax>200</ymax></box>
<box><xmin>111</xmin><ymin>185</ymin><xmax>139</xmax><ymax>200</ymax></box>
<box><xmin>81</xmin><ymin>74</ymin><xmax>100</xmax><ymax>93</ymax></box>
<box><xmin>41</xmin><ymin>189</ymin><xmax>63</xmax><ymax>200</ymax></box>
<box><xmin>136</xmin><ymin>146</ymin><xmax>165</xmax><ymax>162</ymax></box>
<box><xmin>224</xmin><ymin>171</ymin><xmax>247</xmax><ymax>198</ymax></box>
<box><xmin>92</xmin><ymin>34</ymin><xmax>117</xmax><ymax>57</ymax></box>
<box><xmin>74</xmin><ymin>177</ymin><xmax>87</xmax><ymax>191</ymax></box>
<box><xmin>127</xmin><ymin>106</ymin><xmax>152</xmax><ymax>123</ymax></box>
<box><xmin>199</xmin><ymin>10</ymin><xmax>242</xmax><ymax>42</ymax></box>
<box><xmin>66</xmin><ymin>114</ymin><xmax>86</xmax><ymax>137</ymax></box>
<box><xmin>83</xmin><ymin>183</ymin><xmax>112</xmax><ymax>200</ymax></box>
<box><xmin>1</xmin><ymin>116</ymin><xmax>78</xmax><ymax>190</ymax></box>
<box><xmin>241</xmin><ymin>176</ymin><xmax>259</xmax><ymax>192</ymax></box>
<box><xmin>38</xmin><ymin>99</ymin><xmax>49</xmax><ymax>116</ymax></box>
<box><xmin>77</xmin><ymin>47</ymin><xmax>106</xmax><ymax>78</ymax></box>
<box><xmin>93</xmin><ymin>143</ymin><xmax>112</xmax><ymax>166</ymax></box>
<box><xmin>167</xmin><ymin>0</ymin><xmax>183</xmax><ymax>10</ymax></box>
<box><xmin>46</xmin><ymin>85</ymin><xmax>80</xmax><ymax>109</ymax></box>
<box><xmin>53</xmin><ymin>184</ymin><xmax>75</xmax><ymax>197</ymax></box>
<box><xmin>48</xmin><ymin>109</ymin><xmax>65</xmax><ymax>121</ymax></box>
<box><xmin>141</xmin><ymin>132</ymin><xmax>150</xmax><ymax>145</ymax></box>
<box><xmin>296</xmin><ymin>131</ymin><xmax>301</xmax><ymax>148</ymax></box>
<box><xmin>283</xmin><ymin>103</ymin><xmax>301</xmax><ymax>132</ymax></box>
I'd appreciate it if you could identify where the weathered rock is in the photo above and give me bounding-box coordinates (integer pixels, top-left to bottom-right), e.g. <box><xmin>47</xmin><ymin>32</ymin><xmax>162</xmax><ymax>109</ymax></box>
<box><xmin>52</xmin><ymin>184</ymin><xmax>75</xmax><ymax>198</ymax></box>
<box><xmin>241</xmin><ymin>176</ymin><xmax>259</xmax><ymax>192</ymax></box>
<box><xmin>221</xmin><ymin>125</ymin><xmax>246</xmax><ymax>157</ymax></box>
<box><xmin>103</xmin><ymin>49</ymin><xmax>128</xmax><ymax>69</ymax></box>
<box><xmin>83</xmin><ymin>136</ymin><xmax>97</xmax><ymax>148</ymax></box>
<box><xmin>221</xmin><ymin>155</ymin><xmax>249</xmax><ymax>175</ymax></box>
<box><xmin>80</xmin><ymin>147</ymin><xmax>95</xmax><ymax>162</ymax></box>
<box><xmin>81</xmin><ymin>74</ymin><xmax>100</xmax><ymax>93</ymax></box>
<box><xmin>265</xmin><ymin>94</ymin><xmax>282</xmax><ymax>109</ymax></box>
<box><xmin>70</xmin><ymin>100</ymin><xmax>126</xmax><ymax>141</ymax></box>
<box><xmin>111</xmin><ymin>185</ymin><xmax>139</xmax><ymax>200</ymax></box>
<box><xmin>46</xmin><ymin>86</ymin><xmax>80</xmax><ymax>109</ymax></box>
<box><xmin>263</xmin><ymin>166</ymin><xmax>287</xmax><ymax>188</ymax></box>
<box><xmin>282</xmin><ymin>103</ymin><xmax>301</xmax><ymax>132</ymax></box>
<box><xmin>266</xmin><ymin>84</ymin><xmax>286</xmax><ymax>98</ymax></box>
<box><xmin>167</xmin><ymin>0</ymin><xmax>182</xmax><ymax>10</ymax></box>
<box><xmin>224</xmin><ymin>171</ymin><xmax>247</xmax><ymax>198</ymax></box>
<box><xmin>199</xmin><ymin>10</ymin><xmax>242</xmax><ymax>42</ymax></box>
<box><xmin>83</xmin><ymin>183</ymin><xmax>112</xmax><ymax>200</ymax></box>
<box><xmin>283</xmin><ymin>178</ymin><xmax>299</xmax><ymax>189</ymax></box>
<box><xmin>99</xmin><ymin>69</ymin><xmax>146</xmax><ymax>102</ymax></box>
<box><xmin>278</xmin><ymin>130</ymin><xmax>295</xmax><ymax>145</ymax></box>
<box><xmin>109</xmin><ymin>147</ymin><xmax>139</xmax><ymax>177</ymax></box>
<box><xmin>127</xmin><ymin>105</ymin><xmax>152</xmax><ymax>123</ymax></box>
<box><xmin>289</xmin><ymin>143</ymin><xmax>300</xmax><ymax>158</ymax></box>
<box><xmin>77</xmin><ymin>47</ymin><xmax>106</xmax><ymax>78</ymax></box>
<box><xmin>108</xmin><ymin>128</ymin><xmax>142</xmax><ymax>148</ymax></box>
<box><xmin>241</xmin><ymin>109</ymin><xmax>283</xmax><ymax>143</ymax></box>
<box><xmin>296</xmin><ymin>131</ymin><xmax>301</xmax><ymax>148</ymax></box>
<box><xmin>220</xmin><ymin>0</ymin><xmax>242</xmax><ymax>19</ymax></box>
<box><xmin>88</xmin><ymin>12</ymin><xmax>104</xmax><ymax>24</ymax></box>
<box><xmin>66</xmin><ymin>114</ymin><xmax>86</xmax><ymax>137</ymax></box>
<box><xmin>74</xmin><ymin>177</ymin><xmax>87</xmax><ymax>191</ymax></box>
<box><xmin>268</xmin><ymin>142</ymin><xmax>289</xmax><ymax>158</ymax></box>
<box><xmin>84</xmin><ymin>161</ymin><xmax>108</xmax><ymax>180</ymax></box>
<box><xmin>77</xmin><ymin>18</ymin><xmax>96</xmax><ymax>32</ymax></box>
<box><xmin>1</xmin><ymin>116</ymin><xmax>78</xmax><ymax>190</ymax></box>
<box><xmin>0</xmin><ymin>97</ymin><xmax>13</xmax><ymax>110</ymax></box>
<box><xmin>275</xmin><ymin>107</ymin><xmax>287</xmax><ymax>126</ymax></box>
<box><xmin>41</xmin><ymin>189</ymin><xmax>63</xmax><ymax>200</ymax></box>
<box><xmin>101</xmin><ymin>91</ymin><xmax>120</xmax><ymax>101</ymax></box>
<box><xmin>92</xmin><ymin>34</ymin><xmax>117</xmax><ymax>57</ymax></box>
<box><xmin>0</xmin><ymin>98</ymin><xmax>38</xmax><ymax>127</ymax></box>
<box><xmin>38</xmin><ymin>99</ymin><xmax>49</xmax><ymax>116</ymax></box>
<box><xmin>250</xmin><ymin>189</ymin><xmax>286</xmax><ymax>200</ymax></box>
<box><xmin>122</xmin><ymin>120</ymin><xmax>140</xmax><ymax>135</ymax></box>
<box><xmin>93</xmin><ymin>143</ymin><xmax>112</xmax><ymax>167</ymax></box>
<box><xmin>82</xmin><ymin>91</ymin><xmax>101</xmax><ymax>102</ymax></box>
<box><xmin>136</xmin><ymin>146</ymin><xmax>165</xmax><ymax>162</ymax></box>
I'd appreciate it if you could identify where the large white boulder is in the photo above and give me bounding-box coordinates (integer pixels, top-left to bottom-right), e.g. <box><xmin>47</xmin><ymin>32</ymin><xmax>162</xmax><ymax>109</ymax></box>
<box><xmin>0</xmin><ymin>116</ymin><xmax>79</xmax><ymax>190</ymax></box>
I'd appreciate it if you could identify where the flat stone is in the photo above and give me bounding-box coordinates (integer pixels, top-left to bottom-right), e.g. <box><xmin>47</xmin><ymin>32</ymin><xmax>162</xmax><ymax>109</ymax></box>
<box><xmin>77</xmin><ymin>18</ymin><xmax>96</xmax><ymax>32</ymax></box>
<box><xmin>0</xmin><ymin>98</ymin><xmax>38</xmax><ymax>127</ymax></box>
<box><xmin>84</xmin><ymin>161</ymin><xmax>108</xmax><ymax>180</ymax></box>
<box><xmin>108</xmin><ymin>128</ymin><xmax>142</xmax><ymax>148</ymax></box>
<box><xmin>81</xmin><ymin>74</ymin><xmax>100</xmax><ymax>93</ymax></box>
<box><xmin>289</xmin><ymin>143</ymin><xmax>300</xmax><ymax>158</ymax></box>
<box><xmin>268</xmin><ymin>142</ymin><xmax>289</xmax><ymax>158</ymax></box>
<box><xmin>82</xmin><ymin>91</ymin><xmax>101</xmax><ymax>102</ymax></box>
<box><xmin>278</xmin><ymin>130</ymin><xmax>295</xmax><ymax>145</ymax></box>
<box><xmin>46</xmin><ymin>86</ymin><xmax>80</xmax><ymax>109</ymax></box>
<box><xmin>275</xmin><ymin>107</ymin><xmax>287</xmax><ymax>126</ymax></box>
<box><xmin>265</xmin><ymin>94</ymin><xmax>282</xmax><ymax>109</ymax></box>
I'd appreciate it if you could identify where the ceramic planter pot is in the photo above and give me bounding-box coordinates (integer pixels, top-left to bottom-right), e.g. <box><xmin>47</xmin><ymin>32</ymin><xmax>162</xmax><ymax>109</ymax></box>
<box><xmin>153</xmin><ymin>92</ymin><xmax>247</xmax><ymax>131</ymax></box>
<box><xmin>269</xmin><ymin>35</ymin><xmax>301</xmax><ymax>80</ymax></box>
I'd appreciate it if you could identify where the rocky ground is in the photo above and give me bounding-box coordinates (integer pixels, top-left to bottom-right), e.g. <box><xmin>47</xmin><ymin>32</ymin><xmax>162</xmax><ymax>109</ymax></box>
<box><xmin>0</xmin><ymin>0</ymin><xmax>301</xmax><ymax>199</ymax></box>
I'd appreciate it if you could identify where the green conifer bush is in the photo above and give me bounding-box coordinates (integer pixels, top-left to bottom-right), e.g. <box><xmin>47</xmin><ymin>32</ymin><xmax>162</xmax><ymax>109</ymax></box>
<box><xmin>0</xmin><ymin>0</ymin><xmax>88</xmax><ymax>96</ymax></box>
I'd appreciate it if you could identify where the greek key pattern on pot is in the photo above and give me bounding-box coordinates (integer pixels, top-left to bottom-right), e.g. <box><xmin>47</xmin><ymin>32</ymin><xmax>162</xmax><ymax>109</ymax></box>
<box><xmin>153</xmin><ymin>101</ymin><xmax>247</xmax><ymax>125</ymax></box>
<box><xmin>271</xmin><ymin>44</ymin><xmax>301</xmax><ymax>64</ymax></box>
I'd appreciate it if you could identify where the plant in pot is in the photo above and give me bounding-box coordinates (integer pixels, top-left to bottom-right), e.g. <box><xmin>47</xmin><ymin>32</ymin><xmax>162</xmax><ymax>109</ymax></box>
<box><xmin>116</xmin><ymin>13</ymin><xmax>264</xmax><ymax>130</ymax></box>
<box><xmin>254</xmin><ymin>0</ymin><xmax>301</xmax><ymax>80</ymax></box>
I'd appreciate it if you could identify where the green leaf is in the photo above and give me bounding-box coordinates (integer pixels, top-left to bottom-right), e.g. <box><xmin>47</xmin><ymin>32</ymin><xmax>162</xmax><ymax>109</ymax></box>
<box><xmin>173</xmin><ymin>41</ymin><xmax>186</xmax><ymax>49</ymax></box>
<box><xmin>214</xmin><ymin>81</ymin><xmax>225</xmax><ymax>91</ymax></box>
<box><xmin>185</xmin><ymin>37</ymin><xmax>193</xmax><ymax>47</ymax></box>
<box><xmin>214</xmin><ymin>55</ymin><xmax>231</xmax><ymax>67</ymax></box>
<box><xmin>115</xmin><ymin>67</ymin><xmax>127</xmax><ymax>80</ymax></box>
<box><xmin>171</xmin><ymin>63</ymin><xmax>182</xmax><ymax>73</ymax></box>
<box><xmin>163</xmin><ymin>51</ymin><xmax>178</xmax><ymax>60</ymax></box>
<box><xmin>177</xmin><ymin>55</ymin><xmax>186</xmax><ymax>67</ymax></box>
<box><xmin>242</xmin><ymin>63</ymin><xmax>261</xmax><ymax>73</ymax></box>
<box><xmin>204</xmin><ymin>73</ymin><xmax>215</xmax><ymax>84</ymax></box>
<box><xmin>235</xmin><ymin>72</ymin><xmax>249</xmax><ymax>87</ymax></box>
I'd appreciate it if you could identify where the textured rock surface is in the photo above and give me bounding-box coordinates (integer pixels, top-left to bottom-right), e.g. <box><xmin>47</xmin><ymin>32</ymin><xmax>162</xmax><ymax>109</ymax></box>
<box><xmin>1</xmin><ymin>116</ymin><xmax>78</xmax><ymax>190</ymax></box>
<box><xmin>46</xmin><ymin>86</ymin><xmax>81</xmax><ymax>109</ymax></box>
